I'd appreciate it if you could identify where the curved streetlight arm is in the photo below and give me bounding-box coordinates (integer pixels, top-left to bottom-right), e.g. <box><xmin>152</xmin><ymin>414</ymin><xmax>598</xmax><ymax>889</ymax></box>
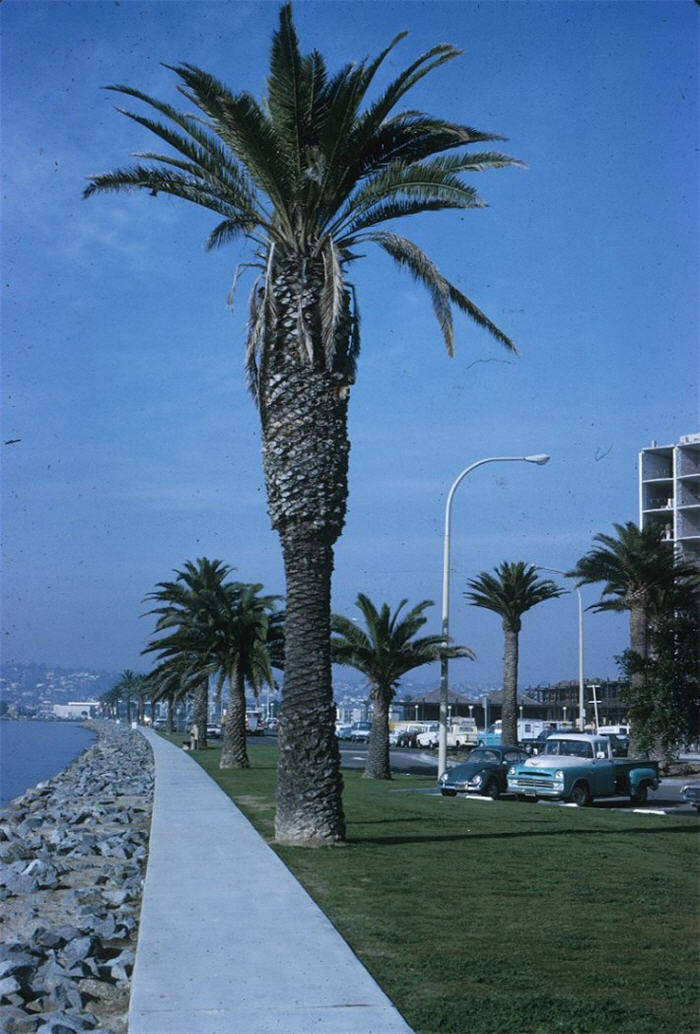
<box><xmin>438</xmin><ymin>454</ymin><xmax>551</xmax><ymax>777</ymax></box>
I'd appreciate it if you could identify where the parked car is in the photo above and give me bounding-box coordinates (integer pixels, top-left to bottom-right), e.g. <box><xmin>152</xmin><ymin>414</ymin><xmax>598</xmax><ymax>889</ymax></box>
<box><xmin>394</xmin><ymin>723</ymin><xmax>426</xmax><ymax>748</ymax></box>
<box><xmin>439</xmin><ymin>746</ymin><xmax>528</xmax><ymax>799</ymax></box>
<box><xmin>349</xmin><ymin>721</ymin><xmax>371</xmax><ymax>742</ymax></box>
<box><xmin>416</xmin><ymin>723</ymin><xmax>440</xmax><ymax>749</ymax></box>
<box><xmin>335</xmin><ymin>722</ymin><xmax>353</xmax><ymax>739</ymax></box>
<box><xmin>680</xmin><ymin>782</ymin><xmax>700</xmax><ymax>812</ymax></box>
<box><xmin>206</xmin><ymin>724</ymin><xmax>222</xmax><ymax>738</ymax></box>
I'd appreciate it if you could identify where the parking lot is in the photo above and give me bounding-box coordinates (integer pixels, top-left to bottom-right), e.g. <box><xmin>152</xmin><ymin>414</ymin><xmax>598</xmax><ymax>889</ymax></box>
<box><xmin>335</xmin><ymin>739</ymin><xmax>700</xmax><ymax>815</ymax></box>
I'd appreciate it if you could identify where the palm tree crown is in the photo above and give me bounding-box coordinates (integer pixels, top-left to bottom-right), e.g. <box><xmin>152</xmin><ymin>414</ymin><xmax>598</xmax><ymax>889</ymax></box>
<box><xmin>332</xmin><ymin>593</ymin><xmax>469</xmax><ymax>690</ymax></box>
<box><xmin>84</xmin><ymin>1</ymin><xmax>521</xmax><ymax>390</ymax></box>
<box><xmin>465</xmin><ymin>562</ymin><xmax>564</xmax><ymax>632</ymax></box>
<box><xmin>568</xmin><ymin>521</ymin><xmax>694</xmax><ymax>615</ymax></box>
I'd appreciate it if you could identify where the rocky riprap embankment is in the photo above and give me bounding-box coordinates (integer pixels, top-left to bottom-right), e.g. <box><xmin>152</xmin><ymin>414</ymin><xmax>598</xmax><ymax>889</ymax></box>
<box><xmin>0</xmin><ymin>721</ymin><xmax>154</xmax><ymax>1034</ymax></box>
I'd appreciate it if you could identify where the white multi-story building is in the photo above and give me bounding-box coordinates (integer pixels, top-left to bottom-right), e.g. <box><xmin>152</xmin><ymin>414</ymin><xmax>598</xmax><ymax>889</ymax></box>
<box><xmin>638</xmin><ymin>433</ymin><xmax>700</xmax><ymax>562</ymax></box>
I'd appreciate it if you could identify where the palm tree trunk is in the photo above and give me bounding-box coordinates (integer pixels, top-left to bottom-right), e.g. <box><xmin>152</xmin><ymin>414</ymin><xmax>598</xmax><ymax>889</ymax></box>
<box><xmin>364</xmin><ymin>687</ymin><xmax>391</xmax><ymax>780</ymax></box>
<box><xmin>193</xmin><ymin>680</ymin><xmax>208</xmax><ymax>749</ymax></box>
<box><xmin>220</xmin><ymin>667</ymin><xmax>250</xmax><ymax>769</ymax></box>
<box><xmin>259</xmin><ymin>254</ymin><xmax>349</xmax><ymax>845</ymax></box>
<box><xmin>167</xmin><ymin>695</ymin><xmax>175</xmax><ymax>733</ymax></box>
<box><xmin>501</xmin><ymin>620</ymin><xmax>519</xmax><ymax>747</ymax></box>
<box><xmin>275</xmin><ymin>528</ymin><xmax>345</xmax><ymax>843</ymax></box>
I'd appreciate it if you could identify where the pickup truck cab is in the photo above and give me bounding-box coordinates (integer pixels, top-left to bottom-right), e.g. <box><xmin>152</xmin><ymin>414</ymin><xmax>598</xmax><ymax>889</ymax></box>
<box><xmin>507</xmin><ymin>733</ymin><xmax>660</xmax><ymax>806</ymax></box>
<box><xmin>447</xmin><ymin>720</ymin><xmax>478</xmax><ymax>749</ymax></box>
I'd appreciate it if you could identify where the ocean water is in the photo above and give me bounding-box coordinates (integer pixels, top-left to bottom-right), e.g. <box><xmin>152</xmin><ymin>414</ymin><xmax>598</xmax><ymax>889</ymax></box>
<box><xmin>0</xmin><ymin>720</ymin><xmax>97</xmax><ymax>807</ymax></box>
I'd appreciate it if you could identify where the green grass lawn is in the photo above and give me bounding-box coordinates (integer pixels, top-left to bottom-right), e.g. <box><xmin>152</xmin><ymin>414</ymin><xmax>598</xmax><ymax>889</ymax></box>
<box><xmin>164</xmin><ymin>735</ymin><xmax>700</xmax><ymax>1034</ymax></box>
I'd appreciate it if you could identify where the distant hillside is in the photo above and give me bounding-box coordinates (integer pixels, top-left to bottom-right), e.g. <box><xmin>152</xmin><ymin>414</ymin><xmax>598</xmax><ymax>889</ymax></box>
<box><xmin>0</xmin><ymin>662</ymin><xmax>121</xmax><ymax>715</ymax></box>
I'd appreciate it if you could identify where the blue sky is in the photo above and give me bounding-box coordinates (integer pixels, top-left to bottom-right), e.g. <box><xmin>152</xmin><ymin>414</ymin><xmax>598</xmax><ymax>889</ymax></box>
<box><xmin>2</xmin><ymin>1</ymin><xmax>698</xmax><ymax>691</ymax></box>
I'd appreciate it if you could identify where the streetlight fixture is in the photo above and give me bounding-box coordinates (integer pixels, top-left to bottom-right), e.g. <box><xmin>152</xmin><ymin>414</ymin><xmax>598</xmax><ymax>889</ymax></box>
<box><xmin>537</xmin><ymin>566</ymin><xmax>585</xmax><ymax>731</ymax></box>
<box><xmin>438</xmin><ymin>454</ymin><xmax>551</xmax><ymax>776</ymax></box>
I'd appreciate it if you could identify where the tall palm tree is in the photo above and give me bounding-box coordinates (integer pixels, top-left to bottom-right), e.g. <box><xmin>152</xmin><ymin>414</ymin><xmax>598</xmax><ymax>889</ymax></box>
<box><xmin>569</xmin><ymin>521</ymin><xmax>697</xmax><ymax>755</ymax></box>
<box><xmin>464</xmin><ymin>563</ymin><xmax>564</xmax><ymax>747</ymax></box>
<box><xmin>84</xmin><ymin>5</ymin><xmax>521</xmax><ymax>843</ymax></box>
<box><xmin>331</xmin><ymin>594</ymin><xmax>473</xmax><ymax>779</ymax></box>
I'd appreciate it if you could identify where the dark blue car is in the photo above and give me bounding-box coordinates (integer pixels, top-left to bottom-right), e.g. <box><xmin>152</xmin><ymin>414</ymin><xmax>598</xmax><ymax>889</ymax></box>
<box><xmin>438</xmin><ymin>746</ymin><xmax>528</xmax><ymax>799</ymax></box>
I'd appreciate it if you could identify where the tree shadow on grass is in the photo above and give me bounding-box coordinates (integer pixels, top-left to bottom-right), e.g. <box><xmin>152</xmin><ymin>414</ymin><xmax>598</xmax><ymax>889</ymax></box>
<box><xmin>348</xmin><ymin>824</ymin><xmax>700</xmax><ymax>846</ymax></box>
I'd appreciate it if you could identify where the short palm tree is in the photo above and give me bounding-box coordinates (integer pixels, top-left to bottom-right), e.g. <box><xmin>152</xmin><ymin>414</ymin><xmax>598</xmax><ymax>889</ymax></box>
<box><xmin>85</xmin><ymin>5</ymin><xmax>521</xmax><ymax>843</ymax></box>
<box><xmin>331</xmin><ymin>594</ymin><xmax>473</xmax><ymax>779</ymax></box>
<box><xmin>143</xmin><ymin>557</ymin><xmax>236</xmax><ymax>749</ymax></box>
<box><xmin>464</xmin><ymin>563</ymin><xmax>564</xmax><ymax>746</ymax></box>
<box><xmin>209</xmin><ymin>581</ymin><xmax>284</xmax><ymax>770</ymax></box>
<box><xmin>99</xmin><ymin>684</ymin><xmax>120</xmax><ymax>719</ymax></box>
<box><xmin>145</xmin><ymin>657</ymin><xmax>191</xmax><ymax>732</ymax></box>
<box><xmin>112</xmin><ymin>669</ymin><xmax>143</xmax><ymax>724</ymax></box>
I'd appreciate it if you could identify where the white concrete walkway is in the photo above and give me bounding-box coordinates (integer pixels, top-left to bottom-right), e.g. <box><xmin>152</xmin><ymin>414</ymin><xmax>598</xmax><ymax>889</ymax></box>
<box><xmin>129</xmin><ymin>729</ymin><xmax>413</xmax><ymax>1034</ymax></box>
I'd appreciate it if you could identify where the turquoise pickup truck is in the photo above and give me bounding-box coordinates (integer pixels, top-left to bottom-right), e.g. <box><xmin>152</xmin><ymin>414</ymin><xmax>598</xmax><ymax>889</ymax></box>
<box><xmin>507</xmin><ymin>733</ymin><xmax>660</xmax><ymax>806</ymax></box>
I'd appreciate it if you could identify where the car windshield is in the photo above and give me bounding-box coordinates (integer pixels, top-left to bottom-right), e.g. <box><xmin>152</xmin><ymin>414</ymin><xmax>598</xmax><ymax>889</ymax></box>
<box><xmin>543</xmin><ymin>739</ymin><xmax>593</xmax><ymax>758</ymax></box>
<box><xmin>467</xmin><ymin>749</ymin><xmax>500</xmax><ymax>764</ymax></box>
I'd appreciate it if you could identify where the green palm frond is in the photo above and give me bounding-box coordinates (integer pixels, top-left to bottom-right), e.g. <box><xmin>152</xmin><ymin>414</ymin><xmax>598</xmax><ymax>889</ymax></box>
<box><xmin>356</xmin><ymin>114</ymin><xmax>508</xmax><ymax>173</ymax></box>
<box><xmin>465</xmin><ymin>562</ymin><xmax>565</xmax><ymax>631</ymax></box>
<box><xmin>168</xmin><ymin>63</ymin><xmax>295</xmax><ymax>233</ymax></box>
<box><xmin>569</xmin><ymin>521</ymin><xmax>696</xmax><ymax>613</ymax></box>
<box><xmin>331</xmin><ymin>593</ymin><xmax>473</xmax><ymax>699</ymax></box>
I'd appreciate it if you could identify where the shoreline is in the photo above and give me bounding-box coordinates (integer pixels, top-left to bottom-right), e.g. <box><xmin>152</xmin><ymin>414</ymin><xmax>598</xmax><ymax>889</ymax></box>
<box><xmin>0</xmin><ymin>720</ymin><xmax>154</xmax><ymax>1034</ymax></box>
<box><xmin>0</xmin><ymin>719</ymin><xmax>99</xmax><ymax>808</ymax></box>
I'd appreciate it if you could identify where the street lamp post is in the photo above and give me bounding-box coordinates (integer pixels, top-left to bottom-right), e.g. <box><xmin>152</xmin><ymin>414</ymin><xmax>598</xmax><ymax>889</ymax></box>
<box><xmin>438</xmin><ymin>454</ymin><xmax>551</xmax><ymax>777</ymax></box>
<box><xmin>537</xmin><ymin>566</ymin><xmax>585</xmax><ymax>731</ymax></box>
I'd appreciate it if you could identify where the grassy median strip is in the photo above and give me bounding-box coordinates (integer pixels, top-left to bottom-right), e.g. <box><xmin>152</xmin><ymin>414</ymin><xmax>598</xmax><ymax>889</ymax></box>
<box><xmin>172</xmin><ymin>737</ymin><xmax>699</xmax><ymax>1034</ymax></box>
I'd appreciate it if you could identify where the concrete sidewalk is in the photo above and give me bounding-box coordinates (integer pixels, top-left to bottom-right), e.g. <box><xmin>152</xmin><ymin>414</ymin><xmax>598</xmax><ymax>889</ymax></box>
<box><xmin>129</xmin><ymin>729</ymin><xmax>413</xmax><ymax>1034</ymax></box>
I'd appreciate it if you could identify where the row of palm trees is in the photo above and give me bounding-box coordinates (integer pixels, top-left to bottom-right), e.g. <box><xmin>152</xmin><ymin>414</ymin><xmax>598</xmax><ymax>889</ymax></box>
<box><xmin>105</xmin><ymin>519</ymin><xmax>697</xmax><ymax>790</ymax></box>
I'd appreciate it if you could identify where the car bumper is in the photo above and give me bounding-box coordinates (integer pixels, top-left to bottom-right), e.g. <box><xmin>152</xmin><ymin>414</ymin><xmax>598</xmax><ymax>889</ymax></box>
<box><xmin>507</xmin><ymin>780</ymin><xmax>565</xmax><ymax>798</ymax></box>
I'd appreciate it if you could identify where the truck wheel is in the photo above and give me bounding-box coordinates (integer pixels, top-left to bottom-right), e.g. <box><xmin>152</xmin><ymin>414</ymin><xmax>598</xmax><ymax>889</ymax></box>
<box><xmin>484</xmin><ymin>779</ymin><xmax>500</xmax><ymax>800</ymax></box>
<box><xmin>630</xmin><ymin>783</ymin><xmax>648</xmax><ymax>805</ymax></box>
<box><xmin>570</xmin><ymin>782</ymin><xmax>591</xmax><ymax>806</ymax></box>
